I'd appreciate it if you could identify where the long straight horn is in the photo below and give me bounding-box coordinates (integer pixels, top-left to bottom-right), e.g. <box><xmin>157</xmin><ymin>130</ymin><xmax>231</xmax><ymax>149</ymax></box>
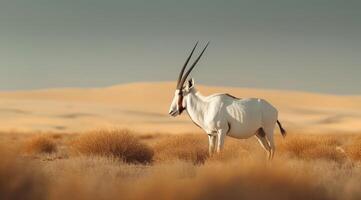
<box><xmin>176</xmin><ymin>42</ymin><xmax>198</xmax><ymax>89</ymax></box>
<box><xmin>180</xmin><ymin>41</ymin><xmax>209</xmax><ymax>88</ymax></box>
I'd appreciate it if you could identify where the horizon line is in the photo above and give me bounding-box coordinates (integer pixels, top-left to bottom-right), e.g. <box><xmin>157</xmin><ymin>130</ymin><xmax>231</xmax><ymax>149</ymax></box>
<box><xmin>0</xmin><ymin>81</ymin><xmax>359</xmax><ymax>97</ymax></box>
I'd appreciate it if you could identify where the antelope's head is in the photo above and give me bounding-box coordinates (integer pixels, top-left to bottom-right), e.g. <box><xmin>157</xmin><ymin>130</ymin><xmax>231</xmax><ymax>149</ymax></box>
<box><xmin>169</xmin><ymin>42</ymin><xmax>209</xmax><ymax>117</ymax></box>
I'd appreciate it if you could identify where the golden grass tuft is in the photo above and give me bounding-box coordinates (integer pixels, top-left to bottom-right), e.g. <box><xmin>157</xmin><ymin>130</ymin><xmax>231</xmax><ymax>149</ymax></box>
<box><xmin>153</xmin><ymin>134</ymin><xmax>208</xmax><ymax>164</ymax></box>
<box><xmin>71</xmin><ymin>130</ymin><xmax>154</xmax><ymax>164</ymax></box>
<box><xmin>278</xmin><ymin>135</ymin><xmax>346</xmax><ymax>162</ymax></box>
<box><xmin>344</xmin><ymin>136</ymin><xmax>361</xmax><ymax>161</ymax></box>
<box><xmin>23</xmin><ymin>135</ymin><xmax>57</xmax><ymax>155</ymax></box>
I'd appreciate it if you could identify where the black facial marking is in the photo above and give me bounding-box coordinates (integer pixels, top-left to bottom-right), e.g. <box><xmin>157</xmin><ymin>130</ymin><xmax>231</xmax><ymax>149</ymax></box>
<box><xmin>188</xmin><ymin>79</ymin><xmax>193</xmax><ymax>88</ymax></box>
<box><xmin>177</xmin><ymin>92</ymin><xmax>185</xmax><ymax>114</ymax></box>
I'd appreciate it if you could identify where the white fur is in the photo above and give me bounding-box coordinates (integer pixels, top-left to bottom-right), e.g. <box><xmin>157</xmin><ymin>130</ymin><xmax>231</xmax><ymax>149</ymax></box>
<box><xmin>169</xmin><ymin>79</ymin><xmax>280</xmax><ymax>159</ymax></box>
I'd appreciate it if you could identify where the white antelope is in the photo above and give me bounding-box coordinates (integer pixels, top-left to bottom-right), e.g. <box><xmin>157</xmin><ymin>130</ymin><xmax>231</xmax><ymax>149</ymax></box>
<box><xmin>168</xmin><ymin>42</ymin><xmax>286</xmax><ymax>159</ymax></box>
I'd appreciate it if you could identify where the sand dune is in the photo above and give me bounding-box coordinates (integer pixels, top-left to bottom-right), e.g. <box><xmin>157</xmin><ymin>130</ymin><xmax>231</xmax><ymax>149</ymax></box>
<box><xmin>0</xmin><ymin>82</ymin><xmax>360</xmax><ymax>134</ymax></box>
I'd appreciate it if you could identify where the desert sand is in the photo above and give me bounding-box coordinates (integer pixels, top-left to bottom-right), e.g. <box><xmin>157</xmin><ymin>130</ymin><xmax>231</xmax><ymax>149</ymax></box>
<box><xmin>0</xmin><ymin>82</ymin><xmax>360</xmax><ymax>134</ymax></box>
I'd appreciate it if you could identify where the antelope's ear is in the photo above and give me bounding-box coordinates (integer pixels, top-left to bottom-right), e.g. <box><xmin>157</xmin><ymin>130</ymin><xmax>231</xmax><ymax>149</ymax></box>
<box><xmin>186</xmin><ymin>78</ymin><xmax>195</xmax><ymax>90</ymax></box>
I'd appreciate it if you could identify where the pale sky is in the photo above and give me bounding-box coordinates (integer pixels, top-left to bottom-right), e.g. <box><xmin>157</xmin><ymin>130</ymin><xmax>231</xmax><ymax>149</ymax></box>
<box><xmin>0</xmin><ymin>0</ymin><xmax>360</xmax><ymax>94</ymax></box>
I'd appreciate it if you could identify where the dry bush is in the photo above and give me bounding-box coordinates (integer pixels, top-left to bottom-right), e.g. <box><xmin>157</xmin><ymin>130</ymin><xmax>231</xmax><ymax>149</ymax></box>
<box><xmin>278</xmin><ymin>135</ymin><xmax>345</xmax><ymax>162</ymax></box>
<box><xmin>0</xmin><ymin>145</ymin><xmax>48</xmax><ymax>200</ymax></box>
<box><xmin>153</xmin><ymin>134</ymin><xmax>208</xmax><ymax>164</ymax></box>
<box><xmin>344</xmin><ymin>136</ymin><xmax>361</xmax><ymax>161</ymax></box>
<box><xmin>71</xmin><ymin>130</ymin><xmax>154</xmax><ymax>164</ymax></box>
<box><xmin>51</xmin><ymin>133</ymin><xmax>64</xmax><ymax>140</ymax></box>
<box><xmin>23</xmin><ymin>135</ymin><xmax>57</xmax><ymax>155</ymax></box>
<box><xmin>138</xmin><ymin>133</ymin><xmax>159</xmax><ymax>140</ymax></box>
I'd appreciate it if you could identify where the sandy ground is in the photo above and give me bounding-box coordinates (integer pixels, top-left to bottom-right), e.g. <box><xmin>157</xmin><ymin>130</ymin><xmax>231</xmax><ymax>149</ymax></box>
<box><xmin>0</xmin><ymin>82</ymin><xmax>360</xmax><ymax>134</ymax></box>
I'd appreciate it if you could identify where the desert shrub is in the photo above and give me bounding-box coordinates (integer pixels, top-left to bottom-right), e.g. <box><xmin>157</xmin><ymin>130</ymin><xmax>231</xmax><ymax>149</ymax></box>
<box><xmin>278</xmin><ymin>135</ymin><xmax>345</xmax><ymax>162</ymax></box>
<box><xmin>51</xmin><ymin>133</ymin><xmax>64</xmax><ymax>140</ymax></box>
<box><xmin>153</xmin><ymin>134</ymin><xmax>208</xmax><ymax>164</ymax></box>
<box><xmin>71</xmin><ymin>130</ymin><xmax>154</xmax><ymax>164</ymax></box>
<box><xmin>344</xmin><ymin>136</ymin><xmax>361</xmax><ymax>161</ymax></box>
<box><xmin>0</xmin><ymin>145</ymin><xmax>48</xmax><ymax>200</ymax></box>
<box><xmin>23</xmin><ymin>135</ymin><xmax>57</xmax><ymax>155</ymax></box>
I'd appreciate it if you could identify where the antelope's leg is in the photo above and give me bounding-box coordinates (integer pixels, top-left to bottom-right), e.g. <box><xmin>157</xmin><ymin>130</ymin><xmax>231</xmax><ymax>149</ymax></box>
<box><xmin>216</xmin><ymin>130</ymin><xmax>226</xmax><ymax>153</ymax></box>
<box><xmin>208</xmin><ymin>134</ymin><xmax>216</xmax><ymax>155</ymax></box>
<box><xmin>264</xmin><ymin>127</ymin><xmax>276</xmax><ymax>160</ymax></box>
<box><xmin>255</xmin><ymin>128</ymin><xmax>272</xmax><ymax>159</ymax></box>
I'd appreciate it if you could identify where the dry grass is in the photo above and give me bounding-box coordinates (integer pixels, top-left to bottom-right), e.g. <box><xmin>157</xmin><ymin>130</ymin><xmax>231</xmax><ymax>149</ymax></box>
<box><xmin>127</xmin><ymin>161</ymin><xmax>331</xmax><ymax>200</ymax></box>
<box><xmin>0</xmin><ymin>146</ymin><xmax>48</xmax><ymax>200</ymax></box>
<box><xmin>1</xmin><ymin>130</ymin><xmax>361</xmax><ymax>200</ymax></box>
<box><xmin>344</xmin><ymin>136</ymin><xmax>361</xmax><ymax>161</ymax></box>
<box><xmin>153</xmin><ymin>134</ymin><xmax>208</xmax><ymax>164</ymax></box>
<box><xmin>22</xmin><ymin>135</ymin><xmax>57</xmax><ymax>155</ymax></box>
<box><xmin>278</xmin><ymin>134</ymin><xmax>347</xmax><ymax>162</ymax></box>
<box><xmin>71</xmin><ymin>130</ymin><xmax>154</xmax><ymax>164</ymax></box>
<box><xmin>207</xmin><ymin>137</ymin><xmax>260</xmax><ymax>162</ymax></box>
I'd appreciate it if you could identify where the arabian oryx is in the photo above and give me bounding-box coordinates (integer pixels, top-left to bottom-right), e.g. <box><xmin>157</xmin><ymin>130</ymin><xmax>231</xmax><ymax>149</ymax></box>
<box><xmin>168</xmin><ymin>42</ymin><xmax>286</xmax><ymax>160</ymax></box>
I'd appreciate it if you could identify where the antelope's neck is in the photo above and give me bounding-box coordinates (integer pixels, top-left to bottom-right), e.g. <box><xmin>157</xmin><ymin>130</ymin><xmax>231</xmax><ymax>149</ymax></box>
<box><xmin>185</xmin><ymin>90</ymin><xmax>207</xmax><ymax>128</ymax></box>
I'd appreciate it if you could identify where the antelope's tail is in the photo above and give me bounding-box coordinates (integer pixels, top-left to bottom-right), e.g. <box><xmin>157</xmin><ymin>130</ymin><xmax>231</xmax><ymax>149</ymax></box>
<box><xmin>277</xmin><ymin>120</ymin><xmax>286</xmax><ymax>137</ymax></box>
